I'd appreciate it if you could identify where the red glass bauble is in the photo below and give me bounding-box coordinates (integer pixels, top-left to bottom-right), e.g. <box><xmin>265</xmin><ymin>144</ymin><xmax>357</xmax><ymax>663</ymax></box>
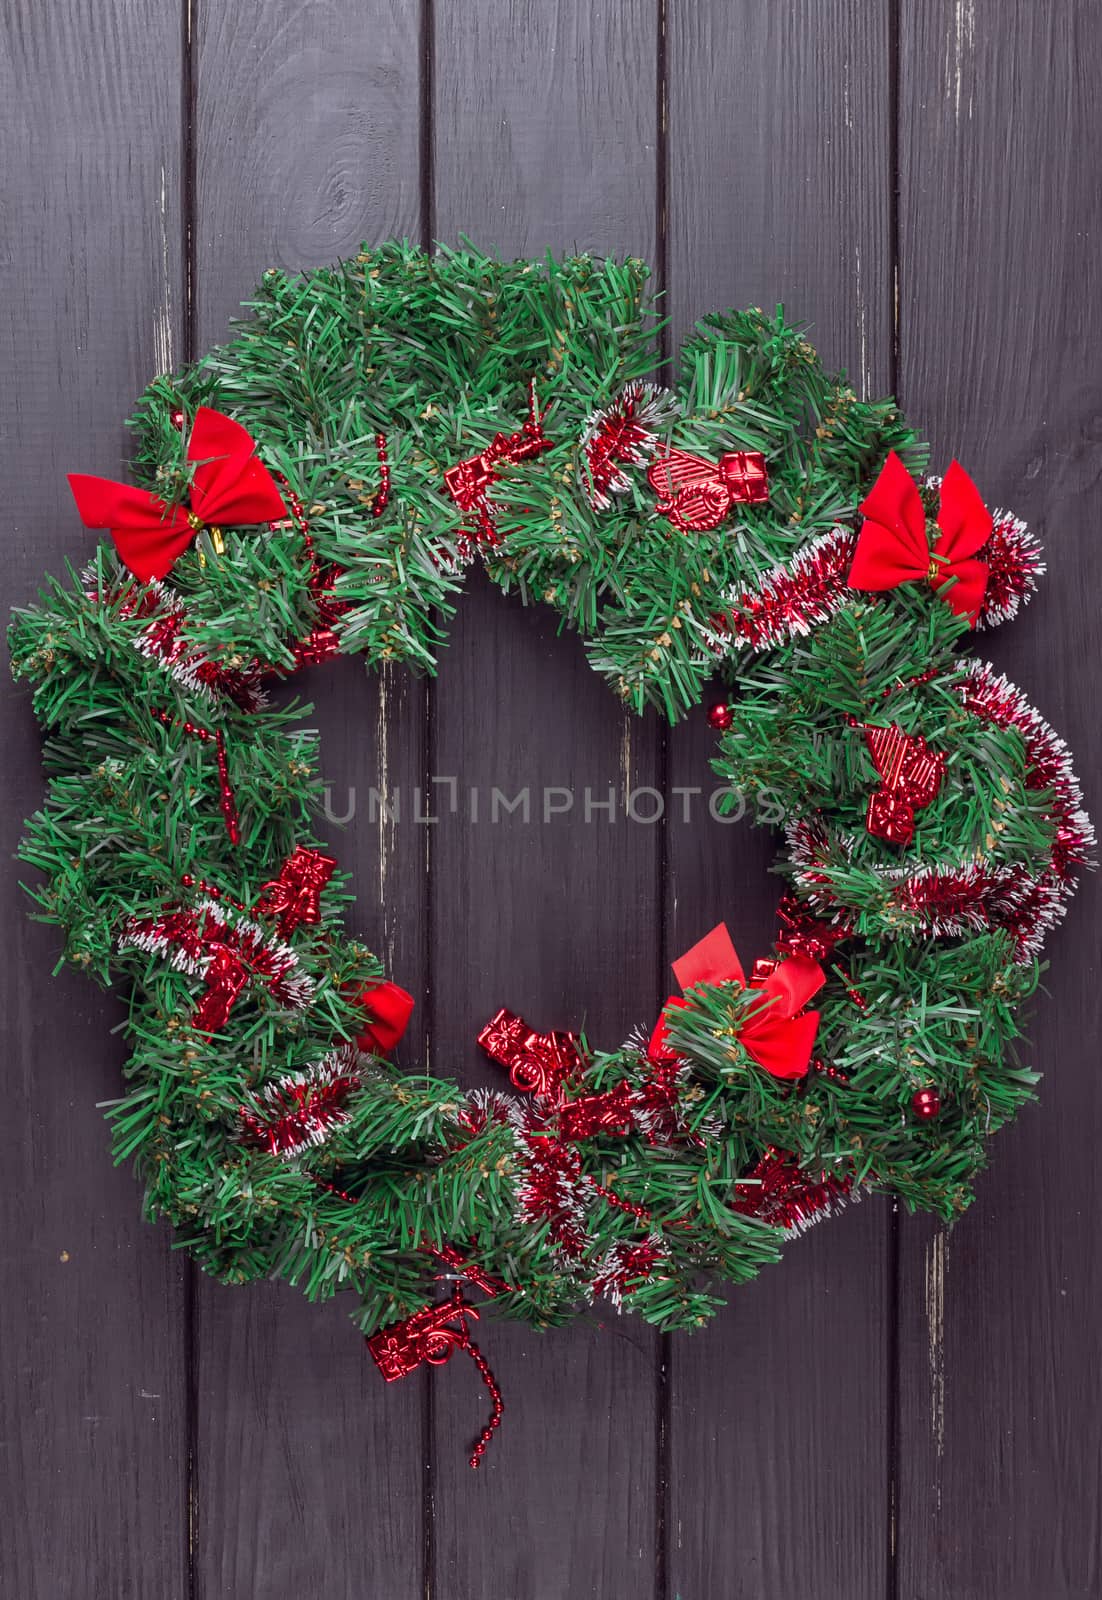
<box><xmin>911</xmin><ymin>1087</ymin><xmax>941</xmax><ymax>1120</ymax></box>
<box><xmin>707</xmin><ymin>701</ymin><xmax>733</xmax><ymax>731</ymax></box>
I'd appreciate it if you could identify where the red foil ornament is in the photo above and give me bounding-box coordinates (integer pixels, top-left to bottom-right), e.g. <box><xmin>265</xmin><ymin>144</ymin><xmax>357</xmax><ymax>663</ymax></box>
<box><xmin>367</xmin><ymin>1283</ymin><xmax>504</xmax><ymax>1469</ymax></box>
<box><xmin>191</xmin><ymin>943</ymin><xmax>249</xmax><ymax>1033</ymax></box>
<box><xmin>775</xmin><ymin>893</ymin><xmax>852</xmax><ymax>962</ymax></box>
<box><xmin>647</xmin><ymin>444</ymin><xmax>768</xmax><ymax>531</ymax></box>
<box><xmin>556</xmin><ymin>1084</ymin><xmax>639</xmax><ymax>1140</ymax></box>
<box><xmin>292</xmin><ymin>626</ymin><xmax>342</xmax><ymax>668</ymax></box>
<box><xmin>862</xmin><ymin>722</ymin><xmax>946</xmax><ymax>845</ymax></box>
<box><xmin>254</xmin><ymin>845</ymin><xmax>337</xmax><ymax>937</ymax></box>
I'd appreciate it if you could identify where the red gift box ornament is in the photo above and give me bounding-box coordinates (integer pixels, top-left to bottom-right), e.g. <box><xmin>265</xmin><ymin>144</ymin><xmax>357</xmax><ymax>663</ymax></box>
<box><xmin>444</xmin><ymin>379</ymin><xmax>552</xmax><ymax>545</ymax></box>
<box><xmin>847</xmin><ymin>450</ymin><xmax>992</xmax><ymax>624</ymax></box>
<box><xmin>649</xmin><ymin>922</ymin><xmax>825</xmax><ymax>1081</ymax></box>
<box><xmin>367</xmin><ymin>1284</ymin><xmax>504</xmax><ymax>1469</ymax></box>
<box><xmin>253</xmin><ymin>845</ymin><xmax>337</xmax><ymax>938</ymax></box>
<box><xmin>861</xmin><ymin>722</ymin><xmax>946</xmax><ymax>846</ymax></box>
<box><xmin>477</xmin><ymin>1006</ymin><xmax>583</xmax><ymax>1103</ymax></box>
<box><xmin>69</xmin><ymin>406</ymin><xmax>287</xmax><ymax>583</ymax></box>
<box><xmin>647</xmin><ymin>443</ymin><xmax>768</xmax><ymax>532</ymax></box>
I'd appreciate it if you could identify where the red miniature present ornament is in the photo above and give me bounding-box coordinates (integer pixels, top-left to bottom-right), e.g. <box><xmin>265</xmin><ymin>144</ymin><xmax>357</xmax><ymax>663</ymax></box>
<box><xmin>444</xmin><ymin>380</ymin><xmax>552</xmax><ymax>546</ymax></box>
<box><xmin>253</xmin><ymin>845</ymin><xmax>337</xmax><ymax>937</ymax></box>
<box><xmin>647</xmin><ymin>443</ymin><xmax>768</xmax><ymax>531</ymax></box>
<box><xmin>861</xmin><ymin>722</ymin><xmax>946</xmax><ymax>845</ymax></box>
<box><xmin>477</xmin><ymin>1006</ymin><xmax>584</xmax><ymax>1102</ymax></box>
<box><xmin>367</xmin><ymin>1283</ymin><xmax>504</xmax><ymax>1469</ymax></box>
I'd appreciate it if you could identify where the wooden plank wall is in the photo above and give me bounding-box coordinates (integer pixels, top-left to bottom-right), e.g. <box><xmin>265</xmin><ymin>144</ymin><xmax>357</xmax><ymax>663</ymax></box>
<box><xmin>1</xmin><ymin>2</ymin><xmax>1099</xmax><ymax>1596</ymax></box>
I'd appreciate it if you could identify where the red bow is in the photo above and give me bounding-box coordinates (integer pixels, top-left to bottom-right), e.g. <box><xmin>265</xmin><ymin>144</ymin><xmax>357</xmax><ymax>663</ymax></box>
<box><xmin>69</xmin><ymin>406</ymin><xmax>286</xmax><ymax>582</ymax></box>
<box><xmin>253</xmin><ymin>846</ymin><xmax>337</xmax><ymax>938</ymax></box>
<box><xmin>847</xmin><ymin>450</ymin><xmax>992</xmax><ymax>623</ymax></box>
<box><xmin>649</xmin><ymin>922</ymin><xmax>824</xmax><ymax>1080</ymax></box>
<box><xmin>647</xmin><ymin>445</ymin><xmax>768</xmax><ymax>532</ymax></box>
<box><xmin>862</xmin><ymin>723</ymin><xmax>946</xmax><ymax>845</ymax></box>
<box><xmin>352</xmin><ymin>980</ymin><xmax>415</xmax><ymax>1054</ymax></box>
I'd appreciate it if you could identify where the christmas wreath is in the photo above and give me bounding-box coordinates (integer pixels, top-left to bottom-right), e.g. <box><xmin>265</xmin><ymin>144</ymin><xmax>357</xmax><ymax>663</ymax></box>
<box><xmin>11</xmin><ymin>243</ymin><xmax>1091</xmax><ymax>1466</ymax></box>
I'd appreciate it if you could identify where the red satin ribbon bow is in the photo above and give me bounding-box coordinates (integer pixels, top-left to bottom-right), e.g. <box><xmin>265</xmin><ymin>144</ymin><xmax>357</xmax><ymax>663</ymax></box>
<box><xmin>847</xmin><ymin>450</ymin><xmax>992</xmax><ymax>623</ymax></box>
<box><xmin>862</xmin><ymin>722</ymin><xmax>946</xmax><ymax>845</ymax></box>
<box><xmin>647</xmin><ymin>444</ymin><xmax>769</xmax><ymax>531</ymax></box>
<box><xmin>352</xmin><ymin>980</ymin><xmax>415</xmax><ymax>1054</ymax></box>
<box><xmin>69</xmin><ymin>406</ymin><xmax>287</xmax><ymax>583</ymax></box>
<box><xmin>649</xmin><ymin>922</ymin><xmax>824</xmax><ymax>1081</ymax></box>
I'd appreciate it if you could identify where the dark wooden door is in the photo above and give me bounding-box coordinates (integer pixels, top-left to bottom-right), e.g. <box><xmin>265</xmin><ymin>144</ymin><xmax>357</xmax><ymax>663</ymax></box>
<box><xmin>3</xmin><ymin>4</ymin><xmax>1099</xmax><ymax>1596</ymax></box>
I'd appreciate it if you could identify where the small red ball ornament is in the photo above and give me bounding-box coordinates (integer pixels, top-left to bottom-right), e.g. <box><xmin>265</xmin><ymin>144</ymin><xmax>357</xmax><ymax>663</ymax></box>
<box><xmin>911</xmin><ymin>1087</ymin><xmax>941</xmax><ymax>1120</ymax></box>
<box><xmin>707</xmin><ymin>701</ymin><xmax>734</xmax><ymax>731</ymax></box>
<box><xmin>169</xmin><ymin>407</ymin><xmax>186</xmax><ymax>430</ymax></box>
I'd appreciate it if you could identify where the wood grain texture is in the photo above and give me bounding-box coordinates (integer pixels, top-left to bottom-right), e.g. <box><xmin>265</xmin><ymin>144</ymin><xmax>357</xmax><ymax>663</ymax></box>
<box><xmin>192</xmin><ymin>4</ymin><xmax>427</xmax><ymax>1594</ymax></box>
<box><xmin>664</xmin><ymin>5</ymin><xmax>895</xmax><ymax>1596</ymax></box>
<box><xmin>0</xmin><ymin>5</ymin><xmax>189</xmax><ymax>1597</ymax></box>
<box><xmin>430</xmin><ymin>3</ymin><xmax>661</xmax><ymax>1593</ymax></box>
<box><xmin>896</xmin><ymin>6</ymin><xmax>1102</xmax><ymax>1596</ymax></box>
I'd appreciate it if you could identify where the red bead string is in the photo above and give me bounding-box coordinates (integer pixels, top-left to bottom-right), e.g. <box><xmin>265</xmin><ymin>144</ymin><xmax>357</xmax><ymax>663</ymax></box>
<box><xmin>313</xmin><ymin>1175</ymin><xmax>360</xmax><ymax>1203</ymax></box>
<box><xmin>587</xmin><ymin>1177</ymin><xmax>652</xmax><ymax>1222</ymax></box>
<box><xmin>370</xmin><ymin>433</ymin><xmax>390</xmax><ymax>517</ymax></box>
<box><xmin>154</xmin><ymin>709</ymin><xmax>240</xmax><ymax>844</ymax></box>
<box><xmin>811</xmin><ymin>1057</ymin><xmax>851</xmax><ymax>1085</ymax></box>
<box><xmin>180</xmin><ymin>873</ymin><xmax>248</xmax><ymax>913</ymax></box>
<box><xmin>879</xmin><ymin>668</ymin><xmax>940</xmax><ymax>700</ymax></box>
<box><xmin>465</xmin><ymin>1336</ymin><xmax>505</xmax><ymax>1469</ymax></box>
<box><xmin>272</xmin><ymin>470</ymin><xmax>350</xmax><ymax>667</ymax></box>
